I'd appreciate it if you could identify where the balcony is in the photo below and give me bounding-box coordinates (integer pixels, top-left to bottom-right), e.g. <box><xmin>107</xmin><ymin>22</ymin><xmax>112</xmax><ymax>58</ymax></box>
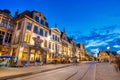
<box><xmin>0</xmin><ymin>23</ymin><xmax>14</xmax><ymax>31</ymax></box>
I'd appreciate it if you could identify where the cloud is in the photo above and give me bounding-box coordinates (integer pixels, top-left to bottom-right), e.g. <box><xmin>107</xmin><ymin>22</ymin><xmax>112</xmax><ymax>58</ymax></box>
<box><xmin>91</xmin><ymin>48</ymin><xmax>100</xmax><ymax>54</ymax></box>
<box><xmin>68</xmin><ymin>25</ymin><xmax>120</xmax><ymax>54</ymax></box>
<box><xmin>85</xmin><ymin>40</ymin><xmax>108</xmax><ymax>48</ymax></box>
<box><xmin>113</xmin><ymin>45</ymin><xmax>120</xmax><ymax>48</ymax></box>
<box><xmin>117</xmin><ymin>50</ymin><xmax>120</xmax><ymax>54</ymax></box>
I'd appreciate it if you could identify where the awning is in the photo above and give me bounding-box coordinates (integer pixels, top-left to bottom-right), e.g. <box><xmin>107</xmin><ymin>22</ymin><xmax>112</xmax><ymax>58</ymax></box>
<box><xmin>0</xmin><ymin>56</ymin><xmax>15</xmax><ymax>58</ymax></box>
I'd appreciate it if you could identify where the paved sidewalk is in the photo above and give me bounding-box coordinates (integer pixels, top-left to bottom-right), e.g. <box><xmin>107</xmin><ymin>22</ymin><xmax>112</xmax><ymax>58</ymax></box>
<box><xmin>0</xmin><ymin>64</ymin><xmax>72</xmax><ymax>80</ymax></box>
<box><xmin>96</xmin><ymin>62</ymin><xmax>120</xmax><ymax>80</ymax></box>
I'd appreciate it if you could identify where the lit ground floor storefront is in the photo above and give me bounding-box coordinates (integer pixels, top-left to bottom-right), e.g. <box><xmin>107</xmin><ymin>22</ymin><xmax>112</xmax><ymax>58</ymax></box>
<box><xmin>0</xmin><ymin>45</ymin><xmax>17</xmax><ymax>67</ymax></box>
<box><xmin>0</xmin><ymin>44</ymin><xmax>50</xmax><ymax>67</ymax></box>
<box><xmin>0</xmin><ymin>45</ymin><xmax>76</xmax><ymax>67</ymax></box>
<box><xmin>16</xmin><ymin>44</ymin><xmax>50</xmax><ymax>66</ymax></box>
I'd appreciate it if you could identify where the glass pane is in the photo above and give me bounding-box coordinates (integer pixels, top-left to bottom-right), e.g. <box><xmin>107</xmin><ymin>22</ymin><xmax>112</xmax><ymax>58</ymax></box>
<box><xmin>40</xmin><ymin>19</ymin><xmax>44</xmax><ymax>25</ymax></box>
<box><xmin>33</xmin><ymin>26</ymin><xmax>38</xmax><ymax>34</ymax></box>
<box><xmin>39</xmin><ymin>28</ymin><xmax>43</xmax><ymax>36</ymax></box>
<box><xmin>35</xmin><ymin>16</ymin><xmax>39</xmax><ymax>22</ymax></box>
<box><xmin>27</xmin><ymin>22</ymin><xmax>32</xmax><ymax>30</ymax></box>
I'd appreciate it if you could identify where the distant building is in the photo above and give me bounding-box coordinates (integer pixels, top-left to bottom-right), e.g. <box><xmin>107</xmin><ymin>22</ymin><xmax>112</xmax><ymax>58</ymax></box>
<box><xmin>76</xmin><ymin>43</ymin><xmax>88</xmax><ymax>61</ymax></box>
<box><xmin>49</xmin><ymin>27</ymin><xmax>62</xmax><ymax>63</ymax></box>
<box><xmin>98</xmin><ymin>50</ymin><xmax>118</xmax><ymax>63</ymax></box>
<box><xmin>98</xmin><ymin>50</ymin><xmax>110</xmax><ymax>62</ymax></box>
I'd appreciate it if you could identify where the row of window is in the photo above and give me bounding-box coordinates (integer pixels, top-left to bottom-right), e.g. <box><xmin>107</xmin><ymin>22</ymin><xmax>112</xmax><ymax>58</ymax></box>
<box><xmin>52</xmin><ymin>34</ymin><xmax>60</xmax><ymax>42</ymax></box>
<box><xmin>25</xmin><ymin>22</ymin><xmax>48</xmax><ymax>37</ymax></box>
<box><xmin>23</xmin><ymin>33</ymin><xmax>61</xmax><ymax>52</ymax></box>
<box><xmin>1</xmin><ymin>18</ymin><xmax>15</xmax><ymax>29</ymax></box>
<box><xmin>34</xmin><ymin>16</ymin><xmax>48</xmax><ymax>27</ymax></box>
<box><xmin>0</xmin><ymin>30</ymin><xmax>12</xmax><ymax>44</ymax></box>
<box><xmin>33</xmin><ymin>26</ymin><xmax>48</xmax><ymax>37</ymax></box>
<box><xmin>51</xmin><ymin>43</ymin><xmax>60</xmax><ymax>52</ymax></box>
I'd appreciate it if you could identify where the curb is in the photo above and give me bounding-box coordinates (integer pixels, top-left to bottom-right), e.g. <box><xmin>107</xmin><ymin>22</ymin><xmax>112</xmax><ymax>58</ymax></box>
<box><xmin>0</xmin><ymin>64</ymin><xmax>72</xmax><ymax>80</ymax></box>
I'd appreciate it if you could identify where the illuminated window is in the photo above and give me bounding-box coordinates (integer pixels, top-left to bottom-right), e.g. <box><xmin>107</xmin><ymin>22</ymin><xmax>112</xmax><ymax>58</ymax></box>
<box><xmin>44</xmin><ymin>40</ymin><xmax>47</xmax><ymax>47</ymax></box>
<box><xmin>22</xmin><ymin>48</ymin><xmax>28</xmax><ymax>61</ymax></box>
<box><xmin>24</xmin><ymin>33</ymin><xmax>31</xmax><ymax>43</ymax></box>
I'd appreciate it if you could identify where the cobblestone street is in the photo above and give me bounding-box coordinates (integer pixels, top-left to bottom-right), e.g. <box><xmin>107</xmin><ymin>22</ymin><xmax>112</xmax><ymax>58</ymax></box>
<box><xmin>0</xmin><ymin>61</ymin><xmax>119</xmax><ymax>80</ymax></box>
<box><xmin>96</xmin><ymin>63</ymin><xmax>120</xmax><ymax>80</ymax></box>
<box><xmin>0</xmin><ymin>62</ymin><xmax>120</xmax><ymax>80</ymax></box>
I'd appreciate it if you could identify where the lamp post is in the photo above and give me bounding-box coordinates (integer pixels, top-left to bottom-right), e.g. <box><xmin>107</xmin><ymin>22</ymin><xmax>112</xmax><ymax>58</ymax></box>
<box><xmin>107</xmin><ymin>46</ymin><xmax>110</xmax><ymax>63</ymax></box>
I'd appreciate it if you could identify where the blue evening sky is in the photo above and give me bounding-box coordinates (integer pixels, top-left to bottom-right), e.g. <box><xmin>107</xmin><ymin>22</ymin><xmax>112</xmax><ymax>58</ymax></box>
<box><xmin>0</xmin><ymin>0</ymin><xmax>120</xmax><ymax>54</ymax></box>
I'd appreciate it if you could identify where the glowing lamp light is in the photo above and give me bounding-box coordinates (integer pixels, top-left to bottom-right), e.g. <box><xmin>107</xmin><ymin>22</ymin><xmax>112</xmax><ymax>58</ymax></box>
<box><xmin>20</xmin><ymin>47</ymin><xmax>24</xmax><ymax>51</ymax></box>
<box><xmin>107</xmin><ymin>46</ymin><xmax>110</xmax><ymax>50</ymax></box>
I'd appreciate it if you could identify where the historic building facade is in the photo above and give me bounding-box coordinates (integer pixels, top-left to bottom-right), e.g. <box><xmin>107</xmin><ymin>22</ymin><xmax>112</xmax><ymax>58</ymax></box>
<box><xmin>49</xmin><ymin>27</ymin><xmax>62</xmax><ymax>63</ymax></box>
<box><xmin>0</xmin><ymin>9</ymin><xmax>87</xmax><ymax>66</ymax></box>
<box><xmin>76</xmin><ymin>43</ymin><xmax>87</xmax><ymax>61</ymax></box>
<box><xmin>98</xmin><ymin>50</ymin><xmax>110</xmax><ymax>62</ymax></box>
<box><xmin>0</xmin><ymin>9</ymin><xmax>16</xmax><ymax>65</ymax></box>
<box><xmin>13</xmin><ymin>10</ymin><xmax>50</xmax><ymax>66</ymax></box>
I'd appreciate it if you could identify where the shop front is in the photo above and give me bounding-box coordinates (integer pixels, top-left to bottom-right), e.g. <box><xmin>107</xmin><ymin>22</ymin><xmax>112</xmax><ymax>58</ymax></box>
<box><xmin>19</xmin><ymin>47</ymin><xmax>44</xmax><ymax>66</ymax></box>
<box><xmin>0</xmin><ymin>46</ymin><xmax>17</xmax><ymax>67</ymax></box>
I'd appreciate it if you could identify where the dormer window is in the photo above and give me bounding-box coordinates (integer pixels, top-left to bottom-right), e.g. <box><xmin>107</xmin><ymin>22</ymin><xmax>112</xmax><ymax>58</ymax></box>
<box><xmin>45</xmin><ymin>22</ymin><xmax>49</xmax><ymax>27</ymax></box>
<box><xmin>40</xmin><ymin>19</ymin><xmax>44</xmax><ymax>25</ymax></box>
<box><xmin>35</xmin><ymin>16</ymin><xmax>39</xmax><ymax>22</ymax></box>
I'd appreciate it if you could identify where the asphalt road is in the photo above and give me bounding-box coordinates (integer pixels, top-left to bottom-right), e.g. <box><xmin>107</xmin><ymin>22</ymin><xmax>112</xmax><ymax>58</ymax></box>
<box><xmin>8</xmin><ymin>61</ymin><xmax>96</xmax><ymax>80</ymax></box>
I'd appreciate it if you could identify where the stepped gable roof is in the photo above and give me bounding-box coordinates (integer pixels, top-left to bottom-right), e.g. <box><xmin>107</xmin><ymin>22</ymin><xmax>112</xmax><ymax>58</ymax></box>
<box><xmin>15</xmin><ymin>10</ymin><xmax>33</xmax><ymax>19</ymax></box>
<box><xmin>61</xmin><ymin>31</ymin><xmax>69</xmax><ymax>42</ymax></box>
<box><xmin>98</xmin><ymin>50</ymin><xmax>118</xmax><ymax>56</ymax></box>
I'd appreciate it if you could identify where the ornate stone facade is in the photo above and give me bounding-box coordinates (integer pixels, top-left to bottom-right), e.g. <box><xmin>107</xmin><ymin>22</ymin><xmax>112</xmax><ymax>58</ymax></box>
<box><xmin>0</xmin><ymin>9</ymin><xmax>87</xmax><ymax>66</ymax></box>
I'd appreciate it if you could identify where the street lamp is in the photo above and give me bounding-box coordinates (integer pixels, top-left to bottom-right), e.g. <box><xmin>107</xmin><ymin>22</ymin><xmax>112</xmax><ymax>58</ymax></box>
<box><xmin>107</xmin><ymin>46</ymin><xmax>111</xmax><ymax>63</ymax></box>
<box><xmin>20</xmin><ymin>47</ymin><xmax>24</xmax><ymax>51</ymax></box>
<box><xmin>107</xmin><ymin>46</ymin><xmax>110</xmax><ymax>50</ymax></box>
